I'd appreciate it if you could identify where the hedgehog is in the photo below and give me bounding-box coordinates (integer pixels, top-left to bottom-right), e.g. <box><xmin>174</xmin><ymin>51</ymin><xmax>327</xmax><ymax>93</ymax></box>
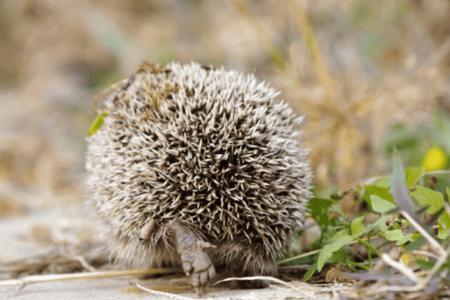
<box><xmin>86</xmin><ymin>62</ymin><xmax>312</xmax><ymax>294</ymax></box>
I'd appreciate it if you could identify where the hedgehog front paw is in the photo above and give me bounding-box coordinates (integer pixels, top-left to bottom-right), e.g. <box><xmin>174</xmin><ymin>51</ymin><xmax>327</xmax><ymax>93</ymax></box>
<box><xmin>180</xmin><ymin>240</ymin><xmax>216</xmax><ymax>295</ymax></box>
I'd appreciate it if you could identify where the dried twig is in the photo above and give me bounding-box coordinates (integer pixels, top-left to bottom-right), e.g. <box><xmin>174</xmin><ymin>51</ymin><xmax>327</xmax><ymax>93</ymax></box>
<box><xmin>381</xmin><ymin>254</ymin><xmax>418</xmax><ymax>283</ymax></box>
<box><xmin>400</xmin><ymin>211</ymin><xmax>446</xmax><ymax>257</ymax></box>
<box><xmin>288</xmin><ymin>0</ymin><xmax>336</xmax><ymax>101</ymax></box>
<box><xmin>92</xmin><ymin>78</ymin><xmax>128</xmax><ymax>112</ymax></box>
<box><xmin>215</xmin><ymin>276</ymin><xmax>316</xmax><ymax>299</ymax></box>
<box><xmin>363</xmin><ymin>170</ymin><xmax>450</xmax><ymax>186</ymax></box>
<box><xmin>135</xmin><ymin>282</ymin><xmax>194</xmax><ymax>300</ymax></box>
<box><xmin>374</xmin><ymin>185</ymin><xmax>448</xmax><ymax>293</ymax></box>
<box><xmin>0</xmin><ymin>268</ymin><xmax>178</xmax><ymax>289</ymax></box>
<box><xmin>411</xmin><ymin>250</ymin><xmax>440</xmax><ymax>260</ymax></box>
<box><xmin>69</xmin><ymin>255</ymin><xmax>98</xmax><ymax>272</ymax></box>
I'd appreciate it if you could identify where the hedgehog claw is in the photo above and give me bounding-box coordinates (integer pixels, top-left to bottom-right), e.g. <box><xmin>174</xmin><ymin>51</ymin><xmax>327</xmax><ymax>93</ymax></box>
<box><xmin>180</xmin><ymin>243</ymin><xmax>216</xmax><ymax>294</ymax></box>
<box><xmin>182</xmin><ymin>261</ymin><xmax>192</xmax><ymax>276</ymax></box>
<box><xmin>194</xmin><ymin>286</ymin><xmax>206</xmax><ymax>297</ymax></box>
<box><xmin>197</xmin><ymin>240</ymin><xmax>215</xmax><ymax>250</ymax></box>
<box><xmin>171</xmin><ymin>221</ymin><xmax>216</xmax><ymax>295</ymax></box>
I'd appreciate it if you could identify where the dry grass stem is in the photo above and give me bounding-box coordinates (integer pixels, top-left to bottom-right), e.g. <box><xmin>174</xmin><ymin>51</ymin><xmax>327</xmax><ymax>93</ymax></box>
<box><xmin>381</xmin><ymin>254</ymin><xmax>419</xmax><ymax>283</ymax></box>
<box><xmin>69</xmin><ymin>255</ymin><xmax>98</xmax><ymax>272</ymax></box>
<box><xmin>215</xmin><ymin>276</ymin><xmax>316</xmax><ymax>299</ymax></box>
<box><xmin>0</xmin><ymin>268</ymin><xmax>178</xmax><ymax>288</ymax></box>
<box><xmin>400</xmin><ymin>211</ymin><xmax>446</xmax><ymax>257</ymax></box>
<box><xmin>231</xmin><ymin>0</ymin><xmax>286</xmax><ymax>71</ymax></box>
<box><xmin>371</xmin><ymin>213</ymin><xmax>450</xmax><ymax>294</ymax></box>
<box><xmin>277</xmin><ymin>249</ymin><xmax>321</xmax><ymax>265</ymax></box>
<box><xmin>135</xmin><ymin>282</ymin><xmax>194</xmax><ymax>300</ymax></box>
<box><xmin>93</xmin><ymin>78</ymin><xmax>128</xmax><ymax>112</ymax></box>
<box><xmin>288</xmin><ymin>0</ymin><xmax>336</xmax><ymax>101</ymax></box>
<box><xmin>363</xmin><ymin>170</ymin><xmax>450</xmax><ymax>186</ymax></box>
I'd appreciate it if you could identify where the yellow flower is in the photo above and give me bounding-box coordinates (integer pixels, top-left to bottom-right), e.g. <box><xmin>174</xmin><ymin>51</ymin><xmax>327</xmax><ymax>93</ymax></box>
<box><xmin>422</xmin><ymin>147</ymin><xmax>448</xmax><ymax>171</ymax></box>
<box><xmin>400</xmin><ymin>253</ymin><xmax>410</xmax><ymax>266</ymax></box>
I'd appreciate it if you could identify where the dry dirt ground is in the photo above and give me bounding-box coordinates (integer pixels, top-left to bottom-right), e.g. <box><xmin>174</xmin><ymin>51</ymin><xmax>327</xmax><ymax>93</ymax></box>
<box><xmin>0</xmin><ymin>279</ymin><xmax>333</xmax><ymax>300</ymax></box>
<box><xmin>0</xmin><ymin>207</ymin><xmax>345</xmax><ymax>300</ymax></box>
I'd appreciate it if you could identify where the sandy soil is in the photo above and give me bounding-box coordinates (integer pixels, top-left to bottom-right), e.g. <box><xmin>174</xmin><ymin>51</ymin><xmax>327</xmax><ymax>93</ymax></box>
<box><xmin>0</xmin><ymin>207</ymin><xmax>342</xmax><ymax>300</ymax></box>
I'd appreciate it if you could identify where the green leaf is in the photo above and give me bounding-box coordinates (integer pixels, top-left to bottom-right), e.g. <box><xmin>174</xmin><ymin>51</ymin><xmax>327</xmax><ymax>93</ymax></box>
<box><xmin>372</xmin><ymin>215</ymin><xmax>389</xmax><ymax>232</ymax></box>
<box><xmin>411</xmin><ymin>186</ymin><xmax>444</xmax><ymax>214</ymax></box>
<box><xmin>447</xmin><ymin>187</ymin><xmax>450</xmax><ymax>200</ymax></box>
<box><xmin>328</xmin><ymin>248</ymin><xmax>348</xmax><ymax>265</ymax></box>
<box><xmin>416</xmin><ymin>259</ymin><xmax>434</xmax><ymax>270</ymax></box>
<box><xmin>406</xmin><ymin>167</ymin><xmax>423</xmax><ymax>188</ymax></box>
<box><xmin>88</xmin><ymin>111</ymin><xmax>109</xmax><ymax>136</ymax></box>
<box><xmin>328</xmin><ymin>229</ymin><xmax>350</xmax><ymax>242</ymax></box>
<box><xmin>374</xmin><ymin>176</ymin><xmax>391</xmax><ymax>188</ymax></box>
<box><xmin>371</xmin><ymin>195</ymin><xmax>396</xmax><ymax>214</ymax></box>
<box><xmin>438</xmin><ymin>211</ymin><xmax>450</xmax><ymax>240</ymax></box>
<box><xmin>317</xmin><ymin>231</ymin><xmax>354</xmax><ymax>271</ymax></box>
<box><xmin>351</xmin><ymin>216</ymin><xmax>365</xmax><ymax>237</ymax></box>
<box><xmin>364</xmin><ymin>185</ymin><xmax>394</xmax><ymax>203</ymax></box>
<box><xmin>308</xmin><ymin>197</ymin><xmax>335</xmax><ymax>229</ymax></box>
<box><xmin>384</xmin><ymin>229</ymin><xmax>412</xmax><ymax>245</ymax></box>
<box><xmin>303</xmin><ymin>263</ymin><xmax>317</xmax><ymax>281</ymax></box>
<box><xmin>405</xmin><ymin>236</ymin><xmax>426</xmax><ymax>251</ymax></box>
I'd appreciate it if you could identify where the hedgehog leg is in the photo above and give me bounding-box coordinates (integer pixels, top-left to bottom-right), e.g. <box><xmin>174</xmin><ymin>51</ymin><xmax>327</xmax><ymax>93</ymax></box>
<box><xmin>170</xmin><ymin>221</ymin><xmax>216</xmax><ymax>296</ymax></box>
<box><xmin>139</xmin><ymin>219</ymin><xmax>155</xmax><ymax>241</ymax></box>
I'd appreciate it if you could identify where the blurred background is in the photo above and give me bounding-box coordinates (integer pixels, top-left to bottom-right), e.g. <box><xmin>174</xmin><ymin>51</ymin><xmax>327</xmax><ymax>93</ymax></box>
<box><xmin>0</xmin><ymin>0</ymin><xmax>449</xmax><ymax>216</ymax></box>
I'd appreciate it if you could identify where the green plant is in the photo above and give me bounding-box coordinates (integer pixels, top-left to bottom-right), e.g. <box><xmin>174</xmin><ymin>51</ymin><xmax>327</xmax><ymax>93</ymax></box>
<box><xmin>280</xmin><ymin>151</ymin><xmax>449</xmax><ymax>296</ymax></box>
